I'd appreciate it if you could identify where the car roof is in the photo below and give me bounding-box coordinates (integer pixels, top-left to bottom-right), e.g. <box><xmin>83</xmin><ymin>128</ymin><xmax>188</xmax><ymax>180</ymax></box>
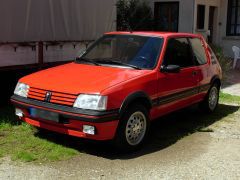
<box><xmin>105</xmin><ymin>31</ymin><xmax>202</xmax><ymax>38</ymax></box>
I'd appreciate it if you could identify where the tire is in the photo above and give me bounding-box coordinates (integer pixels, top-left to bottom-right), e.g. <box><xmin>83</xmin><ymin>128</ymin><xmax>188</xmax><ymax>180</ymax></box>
<box><xmin>114</xmin><ymin>104</ymin><xmax>150</xmax><ymax>152</ymax></box>
<box><xmin>35</xmin><ymin>127</ymin><xmax>48</xmax><ymax>134</ymax></box>
<box><xmin>199</xmin><ymin>83</ymin><xmax>220</xmax><ymax>113</ymax></box>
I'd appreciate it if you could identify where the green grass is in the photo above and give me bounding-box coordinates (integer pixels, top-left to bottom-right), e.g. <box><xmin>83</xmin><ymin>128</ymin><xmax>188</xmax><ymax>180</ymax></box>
<box><xmin>0</xmin><ymin>106</ymin><xmax>79</xmax><ymax>163</ymax></box>
<box><xmin>220</xmin><ymin>92</ymin><xmax>240</xmax><ymax>105</ymax></box>
<box><xmin>0</xmin><ymin>92</ymin><xmax>239</xmax><ymax>163</ymax></box>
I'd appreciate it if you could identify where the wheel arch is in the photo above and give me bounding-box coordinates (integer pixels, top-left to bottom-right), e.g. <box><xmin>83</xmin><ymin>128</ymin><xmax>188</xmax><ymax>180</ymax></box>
<box><xmin>210</xmin><ymin>75</ymin><xmax>221</xmax><ymax>89</ymax></box>
<box><xmin>119</xmin><ymin>91</ymin><xmax>152</xmax><ymax>117</ymax></box>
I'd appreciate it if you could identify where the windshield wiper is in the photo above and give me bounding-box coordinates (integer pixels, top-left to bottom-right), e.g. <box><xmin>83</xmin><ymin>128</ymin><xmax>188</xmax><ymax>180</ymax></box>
<box><xmin>75</xmin><ymin>57</ymin><xmax>100</xmax><ymax>66</ymax></box>
<box><xmin>95</xmin><ymin>58</ymin><xmax>142</xmax><ymax>70</ymax></box>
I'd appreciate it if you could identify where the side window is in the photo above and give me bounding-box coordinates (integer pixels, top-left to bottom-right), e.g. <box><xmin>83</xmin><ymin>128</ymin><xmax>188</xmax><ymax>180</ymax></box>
<box><xmin>189</xmin><ymin>38</ymin><xmax>208</xmax><ymax>65</ymax></box>
<box><xmin>163</xmin><ymin>38</ymin><xmax>194</xmax><ymax>68</ymax></box>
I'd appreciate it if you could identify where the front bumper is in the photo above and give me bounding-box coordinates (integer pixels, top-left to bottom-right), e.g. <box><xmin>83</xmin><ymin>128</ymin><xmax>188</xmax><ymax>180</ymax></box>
<box><xmin>11</xmin><ymin>95</ymin><xmax>119</xmax><ymax>140</ymax></box>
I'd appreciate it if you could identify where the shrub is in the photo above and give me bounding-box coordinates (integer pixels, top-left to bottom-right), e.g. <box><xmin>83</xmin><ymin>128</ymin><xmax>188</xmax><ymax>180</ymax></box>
<box><xmin>117</xmin><ymin>0</ymin><xmax>154</xmax><ymax>31</ymax></box>
<box><xmin>210</xmin><ymin>44</ymin><xmax>232</xmax><ymax>80</ymax></box>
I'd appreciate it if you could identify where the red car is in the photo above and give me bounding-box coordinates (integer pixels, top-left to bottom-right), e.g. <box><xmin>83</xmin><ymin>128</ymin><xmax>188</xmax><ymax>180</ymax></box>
<box><xmin>11</xmin><ymin>32</ymin><xmax>222</xmax><ymax>150</ymax></box>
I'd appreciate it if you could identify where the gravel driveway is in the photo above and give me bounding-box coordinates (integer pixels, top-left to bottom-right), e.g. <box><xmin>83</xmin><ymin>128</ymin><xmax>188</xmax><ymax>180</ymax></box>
<box><xmin>1</xmin><ymin>103</ymin><xmax>240</xmax><ymax>180</ymax></box>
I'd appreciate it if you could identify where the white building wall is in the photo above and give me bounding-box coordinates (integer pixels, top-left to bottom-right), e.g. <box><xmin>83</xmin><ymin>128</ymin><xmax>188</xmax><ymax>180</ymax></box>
<box><xmin>193</xmin><ymin>0</ymin><xmax>240</xmax><ymax>57</ymax></box>
<box><xmin>194</xmin><ymin>0</ymin><xmax>221</xmax><ymax>44</ymax></box>
<box><xmin>219</xmin><ymin>0</ymin><xmax>240</xmax><ymax>57</ymax></box>
<box><xmin>149</xmin><ymin>0</ymin><xmax>238</xmax><ymax>57</ymax></box>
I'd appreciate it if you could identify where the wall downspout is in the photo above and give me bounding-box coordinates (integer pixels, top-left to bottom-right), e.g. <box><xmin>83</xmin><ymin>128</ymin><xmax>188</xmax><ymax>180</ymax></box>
<box><xmin>192</xmin><ymin>0</ymin><xmax>196</xmax><ymax>33</ymax></box>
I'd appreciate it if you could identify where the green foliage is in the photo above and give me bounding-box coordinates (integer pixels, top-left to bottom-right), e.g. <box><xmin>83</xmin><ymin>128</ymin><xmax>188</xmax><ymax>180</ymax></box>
<box><xmin>210</xmin><ymin>44</ymin><xmax>232</xmax><ymax>80</ymax></box>
<box><xmin>117</xmin><ymin>0</ymin><xmax>154</xmax><ymax>31</ymax></box>
<box><xmin>116</xmin><ymin>0</ymin><xmax>130</xmax><ymax>31</ymax></box>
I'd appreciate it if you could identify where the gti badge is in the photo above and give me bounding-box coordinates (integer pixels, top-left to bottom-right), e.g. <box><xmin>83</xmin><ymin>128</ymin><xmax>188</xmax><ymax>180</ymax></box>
<box><xmin>45</xmin><ymin>91</ymin><xmax>52</xmax><ymax>102</ymax></box>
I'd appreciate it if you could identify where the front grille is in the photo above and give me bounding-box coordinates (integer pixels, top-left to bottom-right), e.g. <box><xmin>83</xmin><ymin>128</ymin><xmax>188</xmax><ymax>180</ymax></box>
<box><xmin>28</xmin><ymin>87</ymin><xmax>77</xmax><ymax>106</ymax></box>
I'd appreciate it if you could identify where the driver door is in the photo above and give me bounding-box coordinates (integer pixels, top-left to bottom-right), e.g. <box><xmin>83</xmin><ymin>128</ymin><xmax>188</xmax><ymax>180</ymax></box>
<box><xmin>155</xmin><ymin>37</ymin><xmax>200</xmax><ymax>114</ymax></box>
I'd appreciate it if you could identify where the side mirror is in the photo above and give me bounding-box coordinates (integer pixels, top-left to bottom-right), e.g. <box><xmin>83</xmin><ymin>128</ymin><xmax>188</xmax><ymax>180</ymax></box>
<box><xmin>160</xmin><ymin>65</ymin><xmax>180</xmax><ymax>73</ymax></box>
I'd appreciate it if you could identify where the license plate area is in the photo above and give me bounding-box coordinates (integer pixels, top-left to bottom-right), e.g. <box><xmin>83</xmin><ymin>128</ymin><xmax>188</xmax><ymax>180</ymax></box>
<box><xmin>29</xmin><ymin>108</ymin><xmax>59</xmax><ymax>123</ymax></box>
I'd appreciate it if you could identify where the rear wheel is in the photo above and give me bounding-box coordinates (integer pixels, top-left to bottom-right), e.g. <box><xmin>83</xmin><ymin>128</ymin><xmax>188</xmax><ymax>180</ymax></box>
<box><xmin>114</xmin><ymin>104</ymin><xmax>150</xmax><ymax>152</ymax></box>
<box><xmin>200</xmin><ymin>83</ymin><xmax>220</xmax><ymax>113</ymax></box>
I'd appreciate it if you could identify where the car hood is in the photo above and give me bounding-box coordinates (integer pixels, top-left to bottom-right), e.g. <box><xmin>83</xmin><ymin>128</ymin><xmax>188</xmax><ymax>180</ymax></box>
<box><xmin>21</xmin><ymin>62</ymin><xmax>148</xmax><ymax>94</ymax></box>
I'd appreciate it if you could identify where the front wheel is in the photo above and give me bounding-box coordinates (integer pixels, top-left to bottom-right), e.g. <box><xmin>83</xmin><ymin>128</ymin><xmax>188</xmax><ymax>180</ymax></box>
<box><xmin>199</xmin><ymin>84</ymin><xmax>220</xmax><ymax>113</ymax></box>
<box><xmin>114</xmin><ymin>104</ymin><xmax>150</xmax><ymax>152</ymax></box>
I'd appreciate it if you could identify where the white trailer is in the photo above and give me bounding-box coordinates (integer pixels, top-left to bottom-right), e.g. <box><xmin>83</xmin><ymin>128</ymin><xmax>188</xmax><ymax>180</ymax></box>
<box><xmin>0</xmin><ymin>0</ymin><xmax>116</xmax><ymax>69</ymax></box>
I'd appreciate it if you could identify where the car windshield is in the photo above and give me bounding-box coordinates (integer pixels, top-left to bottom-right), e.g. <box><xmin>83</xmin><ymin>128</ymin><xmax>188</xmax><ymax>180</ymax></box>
<box><xmin>78</xmin><ymin>35</ymin><xmax>164</xmax><ymax>69</ymax></box>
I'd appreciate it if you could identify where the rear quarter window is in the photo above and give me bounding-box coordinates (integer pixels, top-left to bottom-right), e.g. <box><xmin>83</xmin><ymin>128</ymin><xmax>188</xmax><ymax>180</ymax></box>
<box><xmin>207</xmin><ymin>46</ymin><xmax>218</xmax><ymax>64</ymax></box>
<box><xmin>189</xmin><ymin>38</ymin><xmax>208</xmax><ymax>65</ymax></box>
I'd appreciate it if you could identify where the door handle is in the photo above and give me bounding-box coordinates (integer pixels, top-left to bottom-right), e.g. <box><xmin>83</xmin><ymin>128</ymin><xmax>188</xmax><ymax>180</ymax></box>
<box><xmin>192</xmin><ymin>71</ymin><xmax>197</xmax><ymax>76</ymax></box>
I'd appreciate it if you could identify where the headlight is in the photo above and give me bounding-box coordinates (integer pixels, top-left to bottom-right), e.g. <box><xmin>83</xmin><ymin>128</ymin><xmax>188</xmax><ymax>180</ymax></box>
<box><xmin>73</xmin><ymin>94</ymin><xmax>107</xmax><ymax>111</ymax></box>
<box><xmin>14</xmin><ymin>82</ymin><xmax>29</xmax><ymax>98</ymax></box>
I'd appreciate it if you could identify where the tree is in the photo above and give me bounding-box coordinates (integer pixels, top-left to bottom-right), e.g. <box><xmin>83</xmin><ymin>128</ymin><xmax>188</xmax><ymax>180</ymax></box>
<box><xmin>117</xmin><ymin>0</ymin><xmax>153</xmax><ymax>31</ymax></box>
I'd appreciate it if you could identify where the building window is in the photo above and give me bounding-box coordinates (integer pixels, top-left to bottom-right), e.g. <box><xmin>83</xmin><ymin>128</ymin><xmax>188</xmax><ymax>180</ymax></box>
<box><xmin>197</xmin><ymin>5</ymin><xmax>205</xmax><ymax>29</ymax></box>
<box><xmin>154</xmin><ymin>2</ymin><xmax>179</xmax><ymax>32</ymax></box>
<box><xmin>227</xmin><ymin>0</ymin><xmax>240</xmax><ymax>36</ymax></box>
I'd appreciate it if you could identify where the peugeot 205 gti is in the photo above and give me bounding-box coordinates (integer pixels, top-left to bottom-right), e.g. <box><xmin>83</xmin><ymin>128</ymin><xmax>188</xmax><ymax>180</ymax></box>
<box><xmin>11</xmin><ymin>32</ymin><xmax>222</xmax><ymax>151</ymax></box>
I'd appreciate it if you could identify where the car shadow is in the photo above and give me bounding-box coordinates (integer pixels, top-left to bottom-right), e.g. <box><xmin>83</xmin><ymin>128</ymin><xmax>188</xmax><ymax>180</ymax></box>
<box><xmin>35</xmin><ymin>103</ymin><xmax>239</xmax><ymax>160</ymax></box>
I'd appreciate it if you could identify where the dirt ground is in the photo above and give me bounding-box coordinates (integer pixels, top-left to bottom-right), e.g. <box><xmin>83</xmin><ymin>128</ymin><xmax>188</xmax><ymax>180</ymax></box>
<box><xmin>0</xmin><ymin>103</ymin><xmax>240</xmax><ymax>180</ymax></box>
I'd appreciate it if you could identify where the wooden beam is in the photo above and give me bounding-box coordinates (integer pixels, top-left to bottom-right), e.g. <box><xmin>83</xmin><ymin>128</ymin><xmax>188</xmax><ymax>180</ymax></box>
<box><xmin>38</xmin><ymin>41</ymin><xmax>44</xmax><ymax>69</ymax></box>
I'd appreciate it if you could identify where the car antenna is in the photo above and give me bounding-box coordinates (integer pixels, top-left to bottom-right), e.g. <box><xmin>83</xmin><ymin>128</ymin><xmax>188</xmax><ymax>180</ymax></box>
<box><xmin>127</xmin><ymin>24</ymin><xmax>133</xmax><ymax>33</ymax></box>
